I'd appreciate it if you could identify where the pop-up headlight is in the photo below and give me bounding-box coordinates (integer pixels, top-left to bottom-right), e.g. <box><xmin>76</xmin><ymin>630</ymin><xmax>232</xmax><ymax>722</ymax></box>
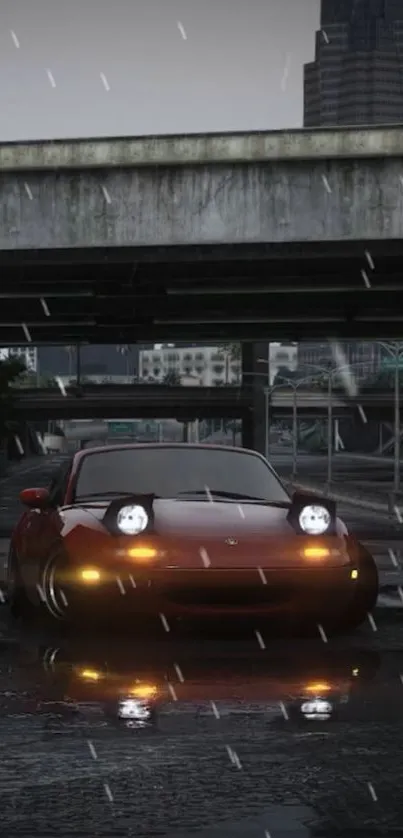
<box><xmin>298</xmin><ymin>504</ymin><xmax>331</xmax><ymax>535</ymax></box>
<box><xmin>287</xmin><ymin>492</ymin><xmax>336</xmax><ymax>536</ymax></box>
<box><xmin>117</xmin><ymin>505</ymin><xmax>148</xmax><ymax>535</ymax></box>
<box><xmin>103</xmin><ymin>494</ymin><xmax>155</xmax><ymax>536</ymax></box>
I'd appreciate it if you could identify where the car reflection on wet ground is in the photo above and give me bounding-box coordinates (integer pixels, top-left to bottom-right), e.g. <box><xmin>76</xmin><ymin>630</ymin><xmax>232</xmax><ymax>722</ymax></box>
<box><xmin>17</xmin><ymin>635</ymin><xmax>382</xmax><ymax>729</ymax></box>
<box><xmin>1</xmin><ymin>615</ymin><xmax>403</xmax><ymax>837</ymax></box>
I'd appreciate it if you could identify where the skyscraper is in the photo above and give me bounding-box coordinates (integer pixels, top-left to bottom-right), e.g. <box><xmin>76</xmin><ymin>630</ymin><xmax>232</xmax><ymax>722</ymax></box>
<box><xmin>299</xmin><ymin>1</ymin><xmax>394</xmax><ymax>380</ymax></box>
<box><xmin>304</xmin><ymin>0</ymin><xmax>403</xmax><ymax>126</ymax></box>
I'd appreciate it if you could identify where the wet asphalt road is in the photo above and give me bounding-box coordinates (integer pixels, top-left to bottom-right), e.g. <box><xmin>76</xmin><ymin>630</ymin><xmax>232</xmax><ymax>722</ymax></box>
<box><xmin>1</xmin><ymin>456</ymin><xmax>403</xmax><ymax>836</ymax></box>
<box><xmin>2</xmin><ymin>614</ymin><xmax>403</xmax><ymax>837</ymax></box>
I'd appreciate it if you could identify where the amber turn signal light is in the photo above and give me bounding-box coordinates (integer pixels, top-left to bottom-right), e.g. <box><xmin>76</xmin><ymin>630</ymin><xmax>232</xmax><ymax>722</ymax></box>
<box><xmin>127</xmin><ymin>546</ymin><xmax>158</xmax><ymax>562</ymax></box>
<box><xmin>79</xmin><ymin>568</ymin><xmax>101</xmax><ymax>583</ymax></box>
<box><xmin>301</xmin><ymin>546</ymin><xmax>330</xmax><ymax>561</ymax></box>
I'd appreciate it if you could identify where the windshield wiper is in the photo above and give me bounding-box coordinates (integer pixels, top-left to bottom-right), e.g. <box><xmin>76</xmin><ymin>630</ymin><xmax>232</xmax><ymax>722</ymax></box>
<box><xmin>176</xmin><ymin>489</ymin><xmax>270</xmax><ymax>503</ymax></box>
<box><xmin>74</xmin><ymin>492</ymin><xmax>153</xmax><ymax>501</ymax></box>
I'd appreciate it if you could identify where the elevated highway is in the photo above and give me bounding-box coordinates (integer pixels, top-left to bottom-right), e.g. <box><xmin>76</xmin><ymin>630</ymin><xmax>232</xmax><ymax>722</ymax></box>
<box><xmin>1</xmin><ymin>125</ymin><xmax>403</xmax><ymax>346</ymax></box>
<box><xmin>10</xmin><ymin>384</ymin><xmax>396</xmax><ymax>422</ymax></box>
<box><xmin>10</xmin><ymin>385</ymin><xmax>251</xmax><ymax>421</ymax></box>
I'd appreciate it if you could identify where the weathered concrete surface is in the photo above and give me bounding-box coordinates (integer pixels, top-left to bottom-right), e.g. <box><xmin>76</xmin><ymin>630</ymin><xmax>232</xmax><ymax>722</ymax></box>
<box><xmin>1</xmin><ymin>126</ymin><xmax>403</xmax><ymax>250</ymax></box>
<box><xmin>2</xmin><ymin>125</ymin><xmax>403</xmax><ymax>169</ymax></box>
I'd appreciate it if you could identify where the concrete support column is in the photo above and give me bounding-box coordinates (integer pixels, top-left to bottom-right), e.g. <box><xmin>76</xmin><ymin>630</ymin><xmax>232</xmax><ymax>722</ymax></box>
<box><xmin>24</xmin><ymin>422</ymin><xmax>31</xmax><ymax>456</ymax></box>
<box><xmin>241</xmin><ymin>343</ymin><xmax>267</xmax><ymax>454</ymax></box>
<box><xmin>241</xmin><ymin>409</ymin><xmax>254</xmax><ymax>450</ymax></box>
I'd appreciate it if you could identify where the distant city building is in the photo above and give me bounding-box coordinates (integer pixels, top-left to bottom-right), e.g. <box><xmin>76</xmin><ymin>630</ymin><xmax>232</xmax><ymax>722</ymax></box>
<box><xmin>27</xmin><ymin>342</ymin><xmax>300</xmax><ymax>387</ymax></box>
<box><xmin>139</xmin><ymin>343</ymin><xmax>297</xmax><ymax>386</ymax></box>
<box><xmin>139</xmin><ymin>345</ymin><xmax>241</xmax><ymax>385</ymax></box>
<box><xmin>266</xmin><ymin>343</ymin><xmax>298</xmax><ymax>384</ymax></box>
<box><xmin>304</xmin><ymin>0</ymin><xmax>403</xmax><ymax>126</ymax></box>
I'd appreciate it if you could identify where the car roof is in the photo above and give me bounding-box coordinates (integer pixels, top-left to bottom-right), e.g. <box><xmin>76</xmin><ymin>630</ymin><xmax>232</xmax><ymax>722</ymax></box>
<box><xmin>72</xmin><ymin>442</ymin><xmax>262</xmax><ymax>465</ymax></box>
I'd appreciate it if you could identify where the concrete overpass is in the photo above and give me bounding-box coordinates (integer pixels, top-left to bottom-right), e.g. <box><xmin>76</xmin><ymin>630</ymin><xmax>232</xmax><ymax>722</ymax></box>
<box><xmin>10</xmin><ymin>384</ymin><xmax>397</xmax><ymax>422</ymax></box>
<box><xmin>11</xmin><ymin>385</ymin><xmax>251</xmax><ymax>421</ymax></box>
<box><xmin>1</xmin><ymin>125</ymin><xmax>403</xmax><ymax>347</ymax></box>
<box><xmin>3</xmin><ymin>125</ymin><xmax>403</xmax><ymax>250</ymax></box>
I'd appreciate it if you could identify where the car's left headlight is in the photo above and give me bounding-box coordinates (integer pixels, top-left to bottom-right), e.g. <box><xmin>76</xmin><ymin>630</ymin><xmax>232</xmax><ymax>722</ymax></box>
<box><xmin>117</xmin><ymin>504</ymin><xmax>149</xmax><ymax>535</ymax></box>
<box><xmin>298</xmin><ymin>504</ymin><xmax>331</xmax><ymax>535</ymax></box>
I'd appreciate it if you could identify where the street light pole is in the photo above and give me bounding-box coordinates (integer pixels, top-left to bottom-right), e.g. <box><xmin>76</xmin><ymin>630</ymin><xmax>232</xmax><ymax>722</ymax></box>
<box><xmin>76</xmin><ymin>344</ymin><xmax>81</xmax><ymax>387</ymax></box>
<box><xmin>292</xmin><ymin>385</ymin><xmax>297</xmax><ymax>478</ymax></box>
<box><xmin>327</xmin><ymin>371</ymin><xmax>333</xmax><ymax>486</ymax></box>
<box><xmin>394</xmin><ymin>348</ymin><xmax>400</xmax><ymax>494</ymax></box>
<box><xmin>264</xmin><ymin>388</ymin><xmax>269</xmax><ymax>460</ymax></box>
<box><xmin>378</xmin><ymin>341</ymin><xmax>402</xmax><ymax>496</ymax></box>
<box><xmin>265</xmin><ymin>345</ymin><xmax>271</xmax><ymax>460</ymax></box>
<box><xmin>257</xmin><ymin>358</ymin><xmax>372</xmax><ymax>474</ymax></box>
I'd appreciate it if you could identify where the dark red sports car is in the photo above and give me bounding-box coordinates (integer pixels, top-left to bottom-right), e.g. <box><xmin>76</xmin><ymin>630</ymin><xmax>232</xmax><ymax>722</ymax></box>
<box><xmin>7</xmin><ymin>443</ymin><xmax>378</xmax><ymax>631</ymax></box>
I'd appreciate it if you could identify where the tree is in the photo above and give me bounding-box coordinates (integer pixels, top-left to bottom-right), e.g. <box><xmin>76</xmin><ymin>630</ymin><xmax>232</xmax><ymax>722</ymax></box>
<box><xmin>162</xmin><ymin>370</ymin><xmax>182</xmax><ymax>386</ymax></box>
<box><xmin>0</xmin><ymin>357</ymin><xmax>27</xmax><ymax>442</ymax></box>
<box><xmin>222</xmin><ymin>343</ymin><xmax>241</xmax><ymax>362</ymax></box>
<box><xmin>221</xmin><ymin>343</ymin><xmax>241</xmax><ymax>384</ymax></box>
<box><xmin>13</xmin><ymin>370</ymin><xmax>56</xmax><ymax>388</ymax></box>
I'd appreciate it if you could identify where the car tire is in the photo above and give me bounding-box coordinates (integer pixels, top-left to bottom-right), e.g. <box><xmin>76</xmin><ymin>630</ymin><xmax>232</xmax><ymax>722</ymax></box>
<box><xmin>39</xmin><ymin>553</ymin><xmax>70</xmax><ymax>623</ymax></box>
<box><xmin>331</xmin><ymin>546</ymin><xmax>379</xmax><ymax>634</ymax></box>
<box><xmin>7</xmin><ymin>548</ymin><xmax>34</xmax><ymax>620</ymax></box>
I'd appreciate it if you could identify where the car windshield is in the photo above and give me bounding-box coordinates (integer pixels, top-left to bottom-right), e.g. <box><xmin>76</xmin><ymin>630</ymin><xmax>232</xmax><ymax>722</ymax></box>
<box><xmin>73</xmin><ymin>446</ymin><xmax>289</xmax><ymax>503</ymax></box>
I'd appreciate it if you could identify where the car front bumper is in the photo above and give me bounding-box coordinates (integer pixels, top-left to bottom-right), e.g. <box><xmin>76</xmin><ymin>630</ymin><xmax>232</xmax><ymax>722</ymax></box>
<box><xmin>61</xmin><ymin>564</ymin><xmax>359</xmax><ymax>620</ymax></box>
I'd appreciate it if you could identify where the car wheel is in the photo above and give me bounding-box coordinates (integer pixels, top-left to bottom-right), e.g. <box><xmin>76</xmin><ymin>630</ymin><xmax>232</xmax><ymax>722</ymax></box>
<box><xmin>7</xmin><ymin>548</ymin><xmax>33</xmax><ymax>620</ymax></box>
<box><xmin>40</xmin><ymin>553</ymin><xmax>70</xmax><ymax>622</ymax></box>
<box><xmin>42</xmin><ymin>646</ymin><xmax>64</xmax><ymax>672</ymax></box>
<box><xmin>332</xmin><ymin>546</ymin><xmax>379</xmax><ymax>634</ymax></box>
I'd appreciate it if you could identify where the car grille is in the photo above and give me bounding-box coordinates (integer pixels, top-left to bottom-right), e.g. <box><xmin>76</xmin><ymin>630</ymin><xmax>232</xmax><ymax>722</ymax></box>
<box><xmin>163</xmin><ymin>585</ymin><xmax>292</xmax><ymax>607</ymax></box>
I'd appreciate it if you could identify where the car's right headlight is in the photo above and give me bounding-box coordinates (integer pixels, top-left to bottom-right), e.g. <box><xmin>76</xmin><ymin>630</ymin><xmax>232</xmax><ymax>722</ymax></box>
<box><xmin>298</xmin><ymin>504</ymin><xmax>331</xmax><ymax>536</ymax></box>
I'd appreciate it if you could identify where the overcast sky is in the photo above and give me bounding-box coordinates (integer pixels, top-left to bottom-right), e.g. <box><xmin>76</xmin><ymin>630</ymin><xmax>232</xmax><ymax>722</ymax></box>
<box><xmin>0</xmin><ymin>0</ymin><xmax>320</xmax><ymax>140</ymax></box>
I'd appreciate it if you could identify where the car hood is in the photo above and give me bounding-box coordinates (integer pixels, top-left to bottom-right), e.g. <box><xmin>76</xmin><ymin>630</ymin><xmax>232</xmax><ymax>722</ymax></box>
<box><xmin>155</xmin><ymin>498</ymin><xmax>296</xmax><ymax>536</ymax></box>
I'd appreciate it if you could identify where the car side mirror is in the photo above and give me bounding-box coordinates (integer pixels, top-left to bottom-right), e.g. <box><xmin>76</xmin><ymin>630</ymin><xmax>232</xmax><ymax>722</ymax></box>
<box><xmin>19</xmin><ymin>488</ymin><xmax>50</xmax><ymax>509</ymax></box>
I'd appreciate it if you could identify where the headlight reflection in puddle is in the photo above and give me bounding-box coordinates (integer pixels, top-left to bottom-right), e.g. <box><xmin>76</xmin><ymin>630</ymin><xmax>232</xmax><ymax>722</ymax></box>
<box><xmin>117</xmin><ymin>697</ymin><xmax>153</xmax><ymax>726</ymax></box>
<box><xmin>300</xmin><ymin>697</ymin><xmax>333</xmax><ymax>720</ymax></box>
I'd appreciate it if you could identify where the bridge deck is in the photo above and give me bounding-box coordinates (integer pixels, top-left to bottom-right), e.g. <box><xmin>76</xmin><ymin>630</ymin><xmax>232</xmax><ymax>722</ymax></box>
<box><xmin>10</xmin><ymin>385</ymin><xmax>395</xmax><ymax>421</ymax></box>
<box><xmin>1</xmin><ymin>125</ymin><xmax>403</xmax><ymax>343</ymax></box>
<box><xmin>2</xmin><ymin>240</ymin><xmax>403</xmax><ymax>344</ymax></box>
